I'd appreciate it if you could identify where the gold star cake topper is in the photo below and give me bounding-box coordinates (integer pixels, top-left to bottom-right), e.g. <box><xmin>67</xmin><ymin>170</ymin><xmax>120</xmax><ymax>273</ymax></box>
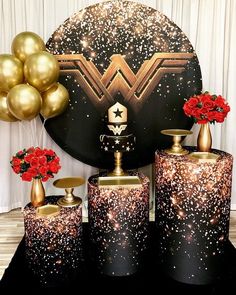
<box><xmin>108</xmin><ymin>102</ymin><xmax>127</xmax><ymax>135</ymax></box>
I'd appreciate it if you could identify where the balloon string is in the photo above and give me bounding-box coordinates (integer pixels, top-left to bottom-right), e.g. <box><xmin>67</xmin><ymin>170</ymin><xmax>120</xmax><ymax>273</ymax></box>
<box><xmin>29</xmin><ymin>120</ymin><xmax>35</xmax><ymax>147</ymax></box>
<box><xmin>19</xmin><ymin>121</ymin><xmax>34</xmax><ymax>147</ymax></box>
<box><xmin>39</xmin><ymin>118</ymin><xmax>47</xmax><ymax>148</ymax></box>
<box><xmin>34</xmin><ymin>117</ymin><xmax>38</xmax><ymax>147</ymax></box>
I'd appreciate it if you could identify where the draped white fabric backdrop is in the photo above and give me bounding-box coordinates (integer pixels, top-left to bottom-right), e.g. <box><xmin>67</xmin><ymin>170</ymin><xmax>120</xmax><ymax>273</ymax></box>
<box><xmin>0</xmin><ymin>0</ymin><xmax>236</xmax><ymax>212</ymax></box>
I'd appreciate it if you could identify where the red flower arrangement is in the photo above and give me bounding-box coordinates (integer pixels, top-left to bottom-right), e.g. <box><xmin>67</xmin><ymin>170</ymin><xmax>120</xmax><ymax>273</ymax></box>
<box><xmin>183</xmin><ymin>92</ymin><xmax>230</xmax><ymax>124</ymax></box>
<box><xmin>10</xmin><ymin>147</ymin><xmax>61</xmax><ymax>182</ymax></box>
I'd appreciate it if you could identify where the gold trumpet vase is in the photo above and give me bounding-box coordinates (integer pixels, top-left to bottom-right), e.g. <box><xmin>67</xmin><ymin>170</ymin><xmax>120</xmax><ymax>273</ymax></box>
<box><xmin>197</xmin><ymin>123</ymin><xmax>212</xmax><ymax>152</ymax></box>
<box><xmin>30</xmin><ymin>178</ymin><xmax>45</xmax><ymax>207</ymax></box>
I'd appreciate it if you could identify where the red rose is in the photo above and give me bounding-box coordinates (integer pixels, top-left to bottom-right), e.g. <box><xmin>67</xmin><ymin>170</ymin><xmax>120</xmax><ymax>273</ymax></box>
<box><xmin>207</xmin><ymin>111</ymin><xmax>217</xmax><ymax>122</ymax></box>
<box><xmin>21</xmin><ymin>172</ymin><xmax>33</xmax><ymax>181</ymax></box>
<box><xmin>13</xmin><ymin>165</ymin><xmax>21</xmax><ymax>174</ymax></box>
<box><xmin>49</xmin><ymin>162</ymin><xmax>60</xmax><ymax>173</ymax></box>
<box><xmin>214</xmin><ymin>112</ymin><xmax>226</xmax><ymax>123</ymax></box>
<box><xmin>17</xmin><ymin>150</ymin><xmax>24</xmax><ymax>156</ymax></box>
<box><xmin>44</xmin><ymin>149</ymin><xmax>55</xmax><ymax>157</ymax></box>
<box><xmin>39</xmin><ymin>166</ymin><xmax>48</xmax><ymax>176</ymax></box>
<box><xmin>24</xmin><ymin>154</ymin><xmax>34</xmax><ymax>163</ymax></box>
<box><xmin>187</xmin><ymin>97</ymin><xmax>199</xmax><ymax>108</ymax></box>
<box><xmin>201</xmin><ymin>97</ymin><xmax>215</xmax><ymax>110</ymax></box>
<box><xmin>197</xmin><ymin>118</ymin><xmax>209</xmax><ymax>124</ymax></box>
<box><xmin>27</xmin><ymin>167</ymin><xmax>38</xmax><ymax>178</ymax></box>
<box><xmin>193</xmin><ymin>108</ymin><xmax>204</xmax><ymax>120</ymax></box>
<box><xmin>199</xmin><ymin>107</ymin><xmax>208</xmax><ymax>114</ymax></box>
<box><xmin>34</xmin><ymin>148</ymin><xmax>45</xmax><ymax>157</ymax></box>
<box><xmin>12</xmin><ymin>157</ymin><xmax>21</xmax><ymax>166</ymax></box>
<box><xmin>39</xmin><ymin>156</ymin><xmax>47</xmax><ymax>166</ymax></box>
<box><xmin>42</xmin><ymin>175</ymin><xmax>50</xmax><ymax>182</ymax></box>
<box><xmin>27</xmin><ymin>147</ymin><xmax>35</xmax><ymax>153</ymax></box>
<box><xmin>222</xmin><ymin>104</ymin><xmax>230</xmax><ymax>113</ymax></box>
<box><xmin>183</xmin><ymin>103</ymin><xmax>192</xmax><ymax>116</ymax></box>
<box><xmin>214</xmin><ymin>95</ymin><xmax>225</xmax><ymax>107</ymax></box>
<box><xmin>30</xmin><ymin>157</ymin><xmax>39</xmax><ymax>168</ymax></box>
<box><xmin>53</xmin><ymin>156</ymin><xmax>60</xmax><ymax>164</ymax></box>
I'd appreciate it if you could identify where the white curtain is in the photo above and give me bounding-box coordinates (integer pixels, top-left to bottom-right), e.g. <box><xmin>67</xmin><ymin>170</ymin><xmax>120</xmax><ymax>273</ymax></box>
<box><xmin>1</xmin><ymin>0</ymin><xmax>236</xmax><ymax>212</ymax></box>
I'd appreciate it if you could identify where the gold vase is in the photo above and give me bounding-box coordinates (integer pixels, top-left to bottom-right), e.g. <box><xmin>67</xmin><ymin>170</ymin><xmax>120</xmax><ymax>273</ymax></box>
<box><xmin>197</xmin><ymin>123</ymin><xmax>212</xmax><ymax>152</ymax></box>
<box><xmin>31</xmin><ymin>178</ymin><xmax>45</xmax><ymax>207</ymax></box>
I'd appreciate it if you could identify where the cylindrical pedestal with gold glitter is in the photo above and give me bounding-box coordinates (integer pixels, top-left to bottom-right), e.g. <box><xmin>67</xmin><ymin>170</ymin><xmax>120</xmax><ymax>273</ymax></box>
<box><xmin>23</xmin><ymin>195</ymin><xmax>83</xmax><ymax>286</ymax></box>
<box><xmin>155</xmin><ymin>148</ymin><xmax>233</xmax><ymax>285</ymax></box>
<box><xmin>88</xmin><ymin>172</ymin><xmax>149</xmax><ymax>276</ymax></box>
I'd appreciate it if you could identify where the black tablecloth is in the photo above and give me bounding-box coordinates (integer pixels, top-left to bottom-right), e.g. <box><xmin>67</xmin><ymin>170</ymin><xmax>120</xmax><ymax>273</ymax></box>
<box><xmin>1</xmin><ymin>222</ymin><xmax>236</xmax><ymax>292</ymax></box>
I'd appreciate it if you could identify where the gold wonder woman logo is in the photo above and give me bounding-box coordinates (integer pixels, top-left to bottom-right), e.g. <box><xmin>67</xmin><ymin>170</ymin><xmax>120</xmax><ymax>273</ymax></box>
<box><xmin>56</xmin><ymin>53</ymin><xmax>193</xmax><ymax>112</ymax></box>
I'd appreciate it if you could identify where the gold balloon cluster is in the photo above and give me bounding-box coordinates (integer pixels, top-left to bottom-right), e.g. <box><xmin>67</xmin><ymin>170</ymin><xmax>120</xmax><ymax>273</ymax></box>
<box><xmin>0</xmin><ymin>31</ymin><xmax>69</xmax><ymax>122</ymax></box>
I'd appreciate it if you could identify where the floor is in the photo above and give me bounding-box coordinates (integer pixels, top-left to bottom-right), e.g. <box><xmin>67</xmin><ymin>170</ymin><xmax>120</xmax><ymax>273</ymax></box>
<box><xmin>0</xmin><ymin>208</ymin><xmax>236</xmax><ymax>280</ymax></box>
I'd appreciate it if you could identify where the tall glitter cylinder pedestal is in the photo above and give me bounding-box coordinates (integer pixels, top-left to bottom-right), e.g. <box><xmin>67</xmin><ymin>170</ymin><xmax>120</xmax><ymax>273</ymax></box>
<box><xmin>155</xmin><ymin>148</ymin><xmax>233</xmax><ymax>285</ymax></box>
<box><xmin>88</xmin><ymin>173</ymin><xmax>149</xmax><ymax>276</ymax></box>
<box><xmin>23</xmin><ymin>195</ymin><xmax>83</xmax><ymax>287</ymax></box>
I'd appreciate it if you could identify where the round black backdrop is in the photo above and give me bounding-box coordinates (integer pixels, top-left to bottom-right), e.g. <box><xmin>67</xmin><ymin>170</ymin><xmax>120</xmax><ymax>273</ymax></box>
<box><xmin>45</xmin><ymin>0</ymin><xmax>202</xmax><ymax>169</ymax></box>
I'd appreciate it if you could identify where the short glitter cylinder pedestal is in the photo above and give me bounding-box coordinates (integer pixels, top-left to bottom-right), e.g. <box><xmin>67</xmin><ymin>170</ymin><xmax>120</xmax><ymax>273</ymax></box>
<box><xmin>88</xmin><ymin>173</ymin><xmax>149</xmax><ymax>276</ymax></box>
<box><xmin>23</xmin><ymin>195</ymin><xmax>83</xmax><ymax>287</ymax></box>
<box><xmin>155</xmin><ymin>148</ymin><xmax>233</xmax><ymax>285</ymax></box>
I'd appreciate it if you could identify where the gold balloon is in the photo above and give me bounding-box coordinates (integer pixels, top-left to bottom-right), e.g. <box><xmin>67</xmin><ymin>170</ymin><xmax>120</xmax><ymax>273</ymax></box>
<box><xmin>41</xmin><ymin>83</ymin><xmax>69</xmax><ymax>119</ymax></box>
<box><xmin>0</xmin><ymin>54</ymin><xmax>24</xmax><ymax>92</ymax></box>
<box><xmin>0</xmin><ymin>92</ymin><xmax>19</xmax><ymax>122</ymax></box>
<box><xmin>24</xmin><ymin>51</ymin><xmax>59</xmax><ymax>92</ymax></box>
<box><xmin>7</xmin><ymin>84</ymin><xmax>42</xmax><ymax>121</ymax></box>
<box><xmin>11</xmin><ymin>31</ymin><xmax>46</xmax><ymax>63</ymax></box>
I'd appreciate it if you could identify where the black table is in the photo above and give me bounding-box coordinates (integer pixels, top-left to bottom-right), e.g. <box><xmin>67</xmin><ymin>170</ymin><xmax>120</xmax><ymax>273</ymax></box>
<box><xmin>1</xmin><ymin>223</ymin><xmax>236</xmax><ymax>292</ymax></box>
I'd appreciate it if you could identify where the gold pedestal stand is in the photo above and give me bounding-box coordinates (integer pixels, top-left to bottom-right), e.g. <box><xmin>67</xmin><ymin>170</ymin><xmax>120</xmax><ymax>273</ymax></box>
<box><xmin>161</xmin><ymin>129</ymin><xmax>192</xmax><ymax>155</ymax></box>
<box><xmin>109</xmin><ymin>151</ymin><xmax>127</xmax><ymax>177</ymax></box>
<box><xmin>99</xmin><ymin>151</ymin><xmax>141</xmax><ymax>188</ymax></box>
<box><xmin>53</xmin><ymin>177</ymin><xmax>85</xmax><ymax>207</ymax></box>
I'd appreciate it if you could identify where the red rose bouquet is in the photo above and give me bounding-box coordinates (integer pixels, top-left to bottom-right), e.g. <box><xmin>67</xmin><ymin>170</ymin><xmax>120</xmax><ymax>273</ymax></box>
<box><xmin>10</xmin><ymin>147</ymin><xmax>61</xmax><ymax>182</ymax></box>
<box><xmin>183</xmin><ymin>92</ymin><xmax>230</xmax><ymax>124</ymax></box>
